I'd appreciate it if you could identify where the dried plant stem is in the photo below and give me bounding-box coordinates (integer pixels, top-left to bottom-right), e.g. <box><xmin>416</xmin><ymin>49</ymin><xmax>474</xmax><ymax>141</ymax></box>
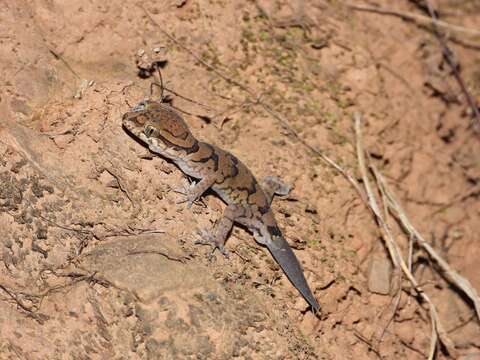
<box><xmin>347</xmin><ymin>3</ymin><xmax>480</xmax><ymax>37</ymax></box>
<box><xmin>354</xmin><ymin>113</ymin><xmax>457</xmax><ymax>359</ymax></box>
<box><xmin>371</xmin><ymin>166</ymin><xmax>480</xmax><ymax>321</ymax></box>
<box><xmin>422</xmin><ymin>0</ymin><xmax>480</xmax><ymax>132</ymax></box>
<box><xmin>140</xmin><ymin>4</ymin><xmax>252</xmax><ymax>96</ymax></box>
<box><xmin>355</xmin><ymin>120</ymin><xmax>400</xmax><ymax>268</ymax></box>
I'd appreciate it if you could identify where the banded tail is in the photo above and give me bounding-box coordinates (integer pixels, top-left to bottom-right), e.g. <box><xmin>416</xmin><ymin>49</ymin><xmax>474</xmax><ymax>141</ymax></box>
<box><xmin>266</xmin><ymin>235</ymin><xmax>320</xmax><ymax>312</ymax></box>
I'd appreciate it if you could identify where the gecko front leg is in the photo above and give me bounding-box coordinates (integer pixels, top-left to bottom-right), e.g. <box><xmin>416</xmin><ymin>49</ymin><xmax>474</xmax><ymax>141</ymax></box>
<box><xmin>176</xmin><ymin>174</ymin><xmax>217</xmax><ymax>208</ymax></box>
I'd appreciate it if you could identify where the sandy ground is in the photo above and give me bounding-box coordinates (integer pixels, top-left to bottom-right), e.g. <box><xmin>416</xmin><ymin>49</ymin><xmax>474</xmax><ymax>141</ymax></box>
<box><xmin>0</xmin><ymin>0</ymin><xmax>479</xmax><ymax>359</ymax></box>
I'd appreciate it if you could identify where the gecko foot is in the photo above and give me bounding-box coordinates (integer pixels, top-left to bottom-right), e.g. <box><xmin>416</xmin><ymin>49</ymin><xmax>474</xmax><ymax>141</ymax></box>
<box><xmin>194</xmin><ymin>228</ymin><xmax>230</xmax><ymax>259</ymax></box>
<box><xmin>172</xmin><ymin>180</ymin><xmax>197</xmax><ymax>208</ymax></box>
<box><xmin>263</xmin><ymin>175</ymin><xmax>292</xmax><ymax>197</ymax></box>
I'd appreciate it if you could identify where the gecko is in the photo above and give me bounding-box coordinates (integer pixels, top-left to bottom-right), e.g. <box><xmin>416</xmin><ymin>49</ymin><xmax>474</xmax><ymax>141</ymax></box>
<box><xmin>122</xmin><ymin>99</ymin><xmax>320</xmax><ymax>312</ymax></box>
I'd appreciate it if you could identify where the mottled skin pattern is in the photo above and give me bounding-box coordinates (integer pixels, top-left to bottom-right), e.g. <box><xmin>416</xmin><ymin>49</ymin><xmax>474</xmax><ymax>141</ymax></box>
<box><xmin>122</xmin><ymin>100</ymin><xmax>319</xmax><ymax>312</ymax></box>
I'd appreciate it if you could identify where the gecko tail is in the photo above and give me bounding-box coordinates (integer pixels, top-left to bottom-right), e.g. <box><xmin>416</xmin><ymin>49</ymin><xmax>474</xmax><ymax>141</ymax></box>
<box><xmin>266</xmin><ymin>236</ymin><xmax>320</xmax><ymax>312</ymax></box>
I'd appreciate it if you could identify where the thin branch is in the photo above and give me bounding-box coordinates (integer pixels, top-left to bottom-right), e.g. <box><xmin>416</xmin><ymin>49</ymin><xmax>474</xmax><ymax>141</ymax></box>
<box><xmin>37</xmin><ymin>214</ymin><xmax>93</xmax><ymax>235</ymax></box>
<box><xmin>0</xmin><ymin>283</ymin><xmax>37</xmax><ymax>313</ymax></box>
<box><xmin>353</xmin><ymin>330</ymin><xmax>383</xmax><ymax>359</ymax></box>
<box><xmin>139</xmin><ymin>4</ymin><xmax>253</xmax><ymax>96</ymax></box>
<box><xmin>356</xmin><ymin>117</ymin><xmax>400</xmax><ymax>268</ymax></box>
<box><xmin>347</xmin><ymin>3</ymin><xmax>480</xmax><ymax>37</ymax></box>
<box><xmin>371</xmin><ymin>165</ymin><xmax>480</xmax><ymax>322</ymax></box>
<box><xmin>48</xmin><ymin>49</ymin><xmax>81</xmax><ymax>80</ymax></box>
<box><xmin>423</xmin><ymin>0</ymin><xmax>480</xmax><ymax>131</ymax></box>
<box><xmin>163</xmin><ymin>86</ymin><xmax>216</xmax><ymax>111</ymax></box>
<box><xmin>126</xmin><ymin>250</ymin><xmax>187</xmax><ymax>263</ymax></box>
<box><xmin>260</xmin><ymin>102</ymin><xmax>371</xmax><ymax>206</ymax></box>
<box><xmin>355</xmin><ymin>113</ymin><xmax>457</xmax><ymax>359</ymax></box>
<box><xmin>378</xmin><ymin>290</ymin><xmax>402</xmax><ymax>345</ymax></box>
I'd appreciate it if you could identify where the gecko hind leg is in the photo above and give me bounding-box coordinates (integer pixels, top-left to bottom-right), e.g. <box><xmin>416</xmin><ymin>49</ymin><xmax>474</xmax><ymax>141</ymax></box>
<box><xmin>195</xmin><ymin>228</ymin><xmax>230</xmax><ymax>259</ymax></box>
<box><xmin>194</xmin><ymin>204</ymin><xmax>241</xmax><ymax>259</ymax></box>
<box><xmin>262</xmin><ymin>175</ymin><xmax>292</xmax><ymax>205</ymax></box>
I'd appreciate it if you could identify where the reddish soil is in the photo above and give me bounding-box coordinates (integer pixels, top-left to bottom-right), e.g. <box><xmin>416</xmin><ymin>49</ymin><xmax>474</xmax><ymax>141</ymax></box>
<box><xmin>0</xmin><ymin>0</ymin><xmax>479</xmax><ymax>359</ymax></box>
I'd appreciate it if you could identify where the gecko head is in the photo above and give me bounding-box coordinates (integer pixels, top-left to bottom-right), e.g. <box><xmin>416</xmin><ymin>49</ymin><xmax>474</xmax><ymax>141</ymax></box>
<box><xmin>122</xmin><ymin>100</ymin><xmax>154</xmax><ymax>140</ymax></box>
<box><xmin>122</xmin><ymin>100</ymin><xmax>197</xmax><ymax>154</ymax></box>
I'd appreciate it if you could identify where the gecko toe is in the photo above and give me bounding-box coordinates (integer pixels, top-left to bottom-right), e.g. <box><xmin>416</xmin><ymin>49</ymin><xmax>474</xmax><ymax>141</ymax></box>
<box><xmin>218</xmin><ymin>245</ymin><xmax>230</xmax><ymax>259</ymax></box>
<box><xmin>172</xmin><ymin>180</ymin><xmax>198</xmax><ymax>208</ymax></box>
<box><xmin>176</xmin><ymin>197</ymin><xmax>194</xmax><ymax>208</ymax></box>
<box><xmin>263</xmin><ymin>175</ymin><xmax>292</xmax><ymax>196</ymax></box>
<box><xmin>194</xmin><ymin>229</ymin><xmax>229</xmax><ymax>259</ymax></box>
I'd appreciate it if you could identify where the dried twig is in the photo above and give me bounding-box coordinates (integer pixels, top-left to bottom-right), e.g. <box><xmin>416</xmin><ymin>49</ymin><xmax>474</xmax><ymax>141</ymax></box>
<box><xmin>162</xmin><ymin>85</ymin><xmax>215</xmax><ymax>111</ymax></box>
<box><xmin>126</xmin><ymin>250</ymin><xmax>187</xmax><ymax>263</ymax></box>
<box><xmin>260</xmin><ymin>103</ymin><xmax>371</xmax><ymax>206</ymax></box>
<box><xmin>355</xmin><ymin>113</ymin><xmax>456</xmax><ymax>359</ymax></box>
<box><xmin>0</xmin><ymin>283</ymin><xmax>37</xmax><ymax>313</ymax></box>
<box><xmin>353</xmin><ymin>330</ymin><xmax>383</xmax><ymax>359</ymax></box>
<box><xmin>378</xmin><ymin>290</ymin><xmax>402</xmax><ymax>344</ymax></box>
<box><xmin>422</xmin><ymin>0</ymin><xmax>480</xmax><ymax>131</ymax></box>
<box><xmin>37</xmin><ymin>214</ymin><xmax>93</xmax><ymax>235</ymax></box>
<box><xmin>28</xmin><ymin>272</ymin><xmax>96</xmax><ymax>300</ymax></box>
<box><xmin>139</xmin><ymin>4</ymin><xmax>252</xmax><ymax>96</ymax></box>
<box><xmin>371</xmin><ymin>165</ymin><xmax>480</xmax><ymax>321</ymax></box>
<box><xmin>356</xmin><ymin>120</ymin><xmax>401</xmax><ymax>268</ymax></box>
<box><xmin>430</xmin><ymin>184</ymin><xmax>480</xmax><ymax>216</ymax></box>
<box><xmin>0</xmin><ymin>271</ymin><xmax>95</xmax><ymax>322</ymax></box>
<box><xmin>48</xmin><ymin>49</ymin><xmax>81</xmax><ymax>80</ymax></box>
<box><xmin>347</xmin><ymin>3</ymin><xmax>480</xmax><ymax>37</ymax></box>
<box><xmin>350</xmin><ymin>2</ymin><xmax>480</xmax><ymax>130</ymax></box>
<box><xmin>103</xmin><ymin>228</ymin><xmax>165</xmax><ymax>238</ymax></box>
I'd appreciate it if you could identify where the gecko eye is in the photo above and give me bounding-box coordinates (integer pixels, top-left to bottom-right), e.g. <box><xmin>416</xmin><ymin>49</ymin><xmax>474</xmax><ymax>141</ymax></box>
<box><xmin>132</xmin><ymin>101</ymin><xmax>147</xmax><ymax>112</ymax></box>
<box><xmin>144</xmin><ymin>125</ymin><xmax>157</xmax><ymax>137</ymax></box>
